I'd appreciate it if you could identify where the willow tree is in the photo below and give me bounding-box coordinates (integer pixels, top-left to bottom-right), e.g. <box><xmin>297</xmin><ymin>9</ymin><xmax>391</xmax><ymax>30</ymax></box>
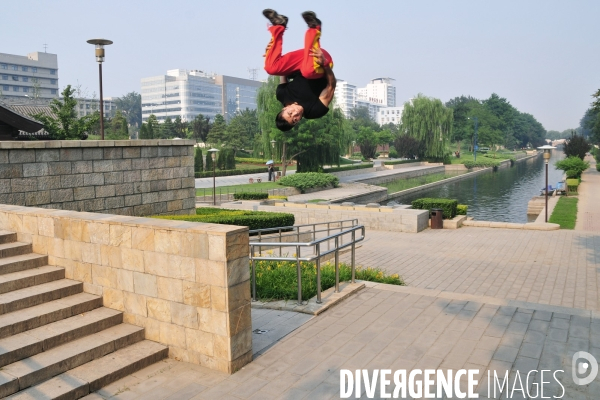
<box><xmin>400</xmin><ymin>94</ymin><xmax>453</xmax><ymax>160</ymax></box>
<box><xmin>256</xmin><ymin>75</ymin><xmax>348</xmax><ymax>174</ymax></box>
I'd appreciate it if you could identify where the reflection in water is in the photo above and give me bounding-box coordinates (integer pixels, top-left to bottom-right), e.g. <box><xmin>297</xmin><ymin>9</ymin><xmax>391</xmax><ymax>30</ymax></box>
<box><xmin>394</xmin><ymin>153</ymin><xmax>566</xmax><ymax>223</ymax></box>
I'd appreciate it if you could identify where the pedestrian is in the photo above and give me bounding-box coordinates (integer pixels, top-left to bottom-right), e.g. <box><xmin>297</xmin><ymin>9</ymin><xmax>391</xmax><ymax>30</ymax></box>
<box><xmin>268</xmin><ymin>164</ymin><xmax>274</xmax><ymax>181</ymax></box>
<box><xmin>262</xmin><ymin>9</ymin><xmax>336</xmax><ymax>131</ymax></box>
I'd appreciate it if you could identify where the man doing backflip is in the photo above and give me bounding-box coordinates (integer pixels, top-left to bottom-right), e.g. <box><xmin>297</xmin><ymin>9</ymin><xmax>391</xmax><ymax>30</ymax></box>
<box><xmin>262</xmin><ymin>9</ymin><xmax>336</xmax><ymax>131</ymax></box>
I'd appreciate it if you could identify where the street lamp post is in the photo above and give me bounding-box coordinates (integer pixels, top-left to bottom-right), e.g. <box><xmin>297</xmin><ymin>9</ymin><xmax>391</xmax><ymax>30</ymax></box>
<box><xmin>86</xmin><ymin>39</ymin><xmax>113</xmax><ymax>140</ymax></box>
<box><xmin>468</xmin><ymin>117</ymin><xmax>479</xmax><ymax>162</ymax></box>
<box><xmin>208</xmin><ymin>149</ymin><xmax>219</xmax><ymax>205</ymax></box>
<box><xmin>537</xmin><ymin>145</ymin><xmax>556</xmax><ymax>222</ymax></box>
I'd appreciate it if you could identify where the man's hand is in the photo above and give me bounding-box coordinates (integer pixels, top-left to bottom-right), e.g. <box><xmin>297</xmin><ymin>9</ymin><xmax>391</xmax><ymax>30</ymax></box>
<box><xmin>309</xmin><ymin>47</ymin><xmax>328</xmax><ymax>67</ymax></box>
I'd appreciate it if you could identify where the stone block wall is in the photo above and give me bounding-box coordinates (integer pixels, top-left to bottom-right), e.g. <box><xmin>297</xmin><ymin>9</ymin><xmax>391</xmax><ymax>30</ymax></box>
<box><xmin>0</xmin><ymin>140</ymin><xmax>196</xmax><ymax>216</ymax></box>
<box><xmin>0</xmin><ymin>204</ymin><xmax>252</xmax><ymax>373</ymax></box>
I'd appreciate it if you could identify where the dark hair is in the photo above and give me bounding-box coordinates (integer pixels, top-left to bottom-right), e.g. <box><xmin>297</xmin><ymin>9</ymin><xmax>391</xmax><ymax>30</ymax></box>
<box><xmin>275</xmin><ymin>111</ymin><xmax>294</xmax><ymax>132</ymax></box>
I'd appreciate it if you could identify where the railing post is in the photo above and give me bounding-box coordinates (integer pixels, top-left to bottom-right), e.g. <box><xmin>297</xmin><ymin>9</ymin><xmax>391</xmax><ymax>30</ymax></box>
<box><xmin>258</xmin><ymin>231</ymin><xmax>262</xmax><ymax>256</ymax></box>
<box><xmin>251</xmin><ymin>253</ymin><xmax>257</xmax><ymax>301</ymax></box>
<box><xmin>327</xmin><ymin>222</ymin><xmax>331</xmax><ymax>251</ymax></box>
<box><xmin>316</xmin><ymin>243</ymin><xmax>322</xmax><ymax>304</ymax></box>
<box><xmin>296</xmin><ymin>245</ymin><xmax>302</xmax><ymax>305</ymax></box>
<box><xmin>334</xmin><ymin>236</ymin><xmax>339</xmax><ymax>293</ymax></box>
<box><xmin>279</xmin><ymin>229</ymin><xmax>282</xmax><ymax>256</ymax></box>
<box><xmin>351</xmin><ymin>229</ymin><xmax>356</xmax><ymax>284</ymax></box>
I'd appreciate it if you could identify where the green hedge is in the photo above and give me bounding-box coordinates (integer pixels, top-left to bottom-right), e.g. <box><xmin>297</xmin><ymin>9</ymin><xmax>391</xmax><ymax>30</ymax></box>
<box><xmin>322</xmin><ymin>163</ymin><xmax>373</xmax><ymax>173</ymax></box>
<box><xmin>463</xmin><ymin>159</ymin><xmax>501</xmax><ymax>169</ymax></box>
<box><xmin>384</xmin><ymin>159</ymin><xmax>420</xmax><ymax>166</ymax></box>
<box><xmin>235</xmin><ymin>157</ymin><xmax>268</xmax><ymax>164</ymax></box>
<box><xmin>277</xmin><ymin>173</ymin><xmax>339</xmax><ymax>193</ymax></box>
<box><xmin>233</xmin><ymin>192</ymin><xmax>269</xmax><ymax>200</ymax></box>
<box><xmin>456</xmin><ymin>204</ymin><xmax>468</xmax><ymax>215</ymax></box>
<box><xmin>195</xmin><ymin>167</ymin><xmax>279</xmax><ymax>178</ymax></box>
<box><xmin>153</xmin><ymin>208</ymin><xmax>294</xmax><ymax>230</ymax></box>
<box><xmin>411</xmin><ymin>198</ymin><xmax>458</xmax><ymax>219</ymax></box>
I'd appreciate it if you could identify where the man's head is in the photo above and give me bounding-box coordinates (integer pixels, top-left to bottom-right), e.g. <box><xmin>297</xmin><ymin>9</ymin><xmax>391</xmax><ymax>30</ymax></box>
<box><xmin>276</xmin><ymin>103</ymin><xmax>304</xmax><ymax>131</ymax></box>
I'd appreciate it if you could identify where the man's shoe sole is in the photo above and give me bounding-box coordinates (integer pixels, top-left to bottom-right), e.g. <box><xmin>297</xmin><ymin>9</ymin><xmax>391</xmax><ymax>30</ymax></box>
<box><xmin>263</xmin><ymin>9</ymin><xmax>288</xmax><ymax>27</ymax></box>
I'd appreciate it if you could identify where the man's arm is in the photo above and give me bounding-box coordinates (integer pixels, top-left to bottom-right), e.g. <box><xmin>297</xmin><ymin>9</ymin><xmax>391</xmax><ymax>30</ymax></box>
<box><xmin>319</xmin><ymin>66</ymin><xmax>336</xmax><ymax>107</ymax></box>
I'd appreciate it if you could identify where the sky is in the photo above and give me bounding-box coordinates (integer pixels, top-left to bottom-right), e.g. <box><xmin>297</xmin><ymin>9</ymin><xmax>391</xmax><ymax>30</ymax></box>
<box><xmin>2</xmin><ymin>0</ymin><xmax>599</xmax><ymax>131</ymax></box>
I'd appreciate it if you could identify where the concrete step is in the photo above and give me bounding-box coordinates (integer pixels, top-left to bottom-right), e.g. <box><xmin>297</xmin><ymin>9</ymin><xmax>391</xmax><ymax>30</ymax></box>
<box><xmin>0</xmin><ymin>231</ymin><xmax>17</xmax><ymax>245</ymax></box>
<box><xmin>0</xmin><ymin>307</ymin><xmax>123</xmax><ymax>368</ymax></box>
<box><xmin>0</xmin><ymin>253</ymin><xmax>49</xmax><ymax>275</ymax></box>
<box><xmin>0</xmin><ymin>292</ymin><xmax>102</xmax><ymax>340</ymax></box>
<box><xmin>6</xmin><ymin>340</ymin><xmax>168</xmax><ymax>400</ymax></box>
<box><xmin>0</xmin><ymin>243</ymin><xmax>33</xmax><ymax>259</ymax></box>
<box><xmin>0</xmin><ymin>324</ymin><xmax>145</xmax><ymax>397</ymax></box>
<box><xmin>0</xmin><ymin>266</ymin><xmax>65</xmax><ymax>295</ymax></box>
<box><xmin>0</xmin><ymin>279</ymin><xmax>83</xmax><ymax>316</ymax></box>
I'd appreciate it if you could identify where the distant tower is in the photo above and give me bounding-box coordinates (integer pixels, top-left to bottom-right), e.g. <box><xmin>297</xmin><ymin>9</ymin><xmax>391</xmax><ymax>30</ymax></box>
<box><xmin>43</xmin><ymin>43</ymin><xmax>48</xmax><ymax>53</ymax></box>
<box><xmin>247</xmin><ymin>67</ymin><xmax>258</xmax><ymax>81</ymax></box>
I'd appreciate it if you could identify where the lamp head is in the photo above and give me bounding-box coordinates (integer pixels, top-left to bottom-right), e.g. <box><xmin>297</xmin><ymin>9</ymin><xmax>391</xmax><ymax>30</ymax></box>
<box><xmin>208</xmin><ymin>148</ymin><xmax>219</xmax><ymax>161</ymax></box>
<box><xmin>87</xmin><ymin>39</ymin><xmax>113</xmax><ymax>63</ymax></box>
<box><xmin>537</xmin><ymin>145</ymin><xmax>556</xmax><ymax>160</ymax></box>
<box><xmin>270</xmin><ymin>140</ymin><xmax>276</xmax><ymax>149</ymax></box>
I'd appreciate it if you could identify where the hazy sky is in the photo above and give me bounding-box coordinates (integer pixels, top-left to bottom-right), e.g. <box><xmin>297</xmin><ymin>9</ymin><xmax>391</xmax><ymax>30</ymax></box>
<box><xmin>3</xmin><ymin>0</ymin><xmax>599</xmax><ymax>131</ymax></box>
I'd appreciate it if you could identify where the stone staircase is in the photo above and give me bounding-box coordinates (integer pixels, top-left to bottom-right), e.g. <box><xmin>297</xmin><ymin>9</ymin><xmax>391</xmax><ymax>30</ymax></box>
<box><xmin>0</xmin><ymin>230</ymin><xmax>168</xmax><ymax>399</ymax></box>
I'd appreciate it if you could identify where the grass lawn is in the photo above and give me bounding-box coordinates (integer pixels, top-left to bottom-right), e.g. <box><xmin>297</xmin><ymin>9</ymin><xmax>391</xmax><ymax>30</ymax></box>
<box><xmin>379</xmin><ymin>172</ymin><xmax>464</xmax><ymax>194</ymax></box>
<box><xmin>449</xmin><ymin>151</ymin><xmax>518</xmax><ymax>165</ymax></box>
<box><xmin>549</xmin><ymin>197</ymin><xmax>578</xmax><ymax>229</ymax></box>
<box><xmin>196</xmin><ymin>181</ymin><xmax>283</xmax><ymax>196</ymax></box>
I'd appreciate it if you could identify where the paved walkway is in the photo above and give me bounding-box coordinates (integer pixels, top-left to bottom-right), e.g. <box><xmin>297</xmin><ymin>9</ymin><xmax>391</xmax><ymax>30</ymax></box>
<box><xmin>195</xmin><ymin>170</ymin><xmax>296</xmax><ymax>189</ymax></box>
<box><xmin>338</xmin><ymin>164</ymin><xmax>440</xmax><ymax>183</ymax></box>
<box><xmin>576</xmin><ymin>155</ymin><xmax>600</xmax><ymax>231</ymax></box>
<box><xmin>85</xmin><ymin>225</ymin><xmax>600</xmax><ymax>399</ymax></box>
<box><xmin>287</xmin><ymin>183</ymin><xmax>385</xmax><ymax>203</ymax></box>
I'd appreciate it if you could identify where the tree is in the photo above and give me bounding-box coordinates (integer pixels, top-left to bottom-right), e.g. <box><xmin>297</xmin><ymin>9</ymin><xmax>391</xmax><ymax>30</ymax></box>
<box><xmin>356</xmin><ymin>127</ymin><xmax>378</xmax><ymax>159</ymax></box>
<box><xmin>174</xmin><ymin>116</ymin><xmax>187</xmax><ymax>139</ymax></box>
<box><xmin>400</xmin><ymin>94</ymin><xmax>452</xmax><ymax>160</ymax></box>
<box><xmin>190</xmin><ymin>114</ymin><xmax>211</xmax><ymax>143</ymax></box>
<box><xmin>160</xmin><ymin>117</ymin><xmax>176</xmax><ymax>139</ymax></box>
<box><xmin>205</xmin><ymin>150</ymin><xmax>214</xmax><ymax>172</ymax></box>
<box><xmin>34</xmin><ymin>85</ymin><xmax>98</xmax><ymax>140</ymax></box>
<box><xmin>394</xmin><ymin>134</ymin><xmax>424</xmax><ymax>159</ymax></box>
<box><xmin>194</xmin><ymin>148</ymin><xmax>203</xmax><ymax>172</ymax></box>
<box><xmin>563</xmin><ymin>132</ymin><xmax>591</xmax><ymax>160</ymax></box>
<box><xmin>105</xmin><ymin>110</ymin><xmax>129</xmax><ymax>140</ymax></box>
<box><xmin>207</xmin><ymin>114</ymin><xmax>227</xmax><ymax>145</ymax></box>
<box><xmin>140</xmin><ymin>114</ymin><xmax>158</xmax><ymax>139</ymax></box>
<box><xmin>224</xmin><ymin>109</ymin><xmax>258</xmax><ymax>155</ymax></box>
<box><xmin>115</xmin><ymin>92</ymin><xmax>142</xmax><ymax>128</ymax></box>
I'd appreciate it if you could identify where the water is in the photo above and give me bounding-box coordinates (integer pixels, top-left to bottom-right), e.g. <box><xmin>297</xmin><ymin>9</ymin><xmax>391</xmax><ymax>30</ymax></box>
<box><xmin>392</xmin><ymin>153</ymin><xmax>566</xmax><ymax>223</ymax></box>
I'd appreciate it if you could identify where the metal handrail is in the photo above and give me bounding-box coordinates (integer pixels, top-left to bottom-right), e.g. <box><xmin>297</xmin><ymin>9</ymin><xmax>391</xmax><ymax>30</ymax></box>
<box><xmin>249</xmin><ymin>222</ymin><xmax>365</xmax><ymax>306</ymax></box>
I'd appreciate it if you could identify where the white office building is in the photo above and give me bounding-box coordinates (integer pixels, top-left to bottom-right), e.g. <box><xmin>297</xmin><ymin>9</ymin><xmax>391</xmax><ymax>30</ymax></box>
<box><xmin>73</xmin><ymin>97</ymin><xmax>117</xmax><ymax>119</ymax></box>
<box><xmin>0</xmin><ymin>52</ymin><xmax>59</xmax><ymax>104</ymax></box>
<box><xmin>333</xmin><ymin>80</ymin><xmax>357</xmax><ymax>117</ymax></box>
<box><xmin>141</xmin><ymin>69</ymin><xmax>262</xmax><ymax>123</ymax></box>
<box><xmin>377</xmin><ymin>106</ymin><xmax>404</xmax><ymax>126</ymax></box>
<box><xmin>334</xmin><ymin>77</ymin><xmax>396</xmax><ymax>120</ymax></box>
<box><xmin>357</xmin><ymin>77</ymin><xmax>396</xmax><ymax>108</ymax></box>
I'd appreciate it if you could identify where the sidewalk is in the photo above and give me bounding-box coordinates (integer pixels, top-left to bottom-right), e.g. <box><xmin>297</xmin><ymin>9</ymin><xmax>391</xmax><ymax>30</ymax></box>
<box><xmin>575</xmin><ymin>155</ymin><xmax>600</xmax><ymax>231</ymax></box>
<box><xmin>195</xmin><ymin>171</ymin><xmax>296</xmax><ymax>188</ymax></box>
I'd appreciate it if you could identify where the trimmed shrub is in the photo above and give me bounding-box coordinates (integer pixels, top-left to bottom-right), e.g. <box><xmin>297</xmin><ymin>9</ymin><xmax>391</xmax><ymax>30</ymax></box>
<box><xmin>194</xmin><ymin>148</ymin><xmax>203</xmax><ymax>173</ymax></box>
<box><xmin>463</xmin><ymin>159</ymin><xmax>500</xmax><ymax>169</ymax></box>
<box><xmin>195</xmin><ymin>167</ymin><xmax>279</xmax><ymax>178</ymax></box>
<box><xmin>555</xmin><ymin>156</ymin><xmax>589</xmax><ymax>179</ymax></box>
<box><xmin>456</xmin><ymin>204</ymin><xmax>468</xmax><ymax>215</ymax></box>
<box><xmin>233</xmin><ymin>192</ymin><xmax>269</xmax><ymax>200</ymax></box>
<box><xmin>411</xmin><ymin>198</ymin><xmax>458</xmax><ymax>219</ymax></box>
<box><xmin>235</xmin><ymin>157</ymin><xmax>268</xmax><ymax>164</ymax></box>
<box><xmin>153</xmin><ymin>208</ymin><xmax>294</xmax><ymax>231</ymax></box>
<box><xmin>277</xmin><ymin>173</ymin><xmax>339</xmax><ymax>193</ymax></box>
<box><xmin>323</xmin><ymin>164</ymin><xmax>373</xmax><ymax>173</ymax></box>
<box><xmin>383</xmin><ymin>159</ymin><xmax>420</xmax><ymax>166</ymax></box>
<box><xmin>269</xmin><ymin>195</ymin><xmax>288</xmax><ymax>201</ymax></box>
<box><xmin>565</xmin><ymin>169</ymin><xmax>579</xmax><ymax>179</ymax></box>
<box><xmin>204</xmin><ymin>150</ymin><xmax>213</xmax><ymax>172</ymax></box>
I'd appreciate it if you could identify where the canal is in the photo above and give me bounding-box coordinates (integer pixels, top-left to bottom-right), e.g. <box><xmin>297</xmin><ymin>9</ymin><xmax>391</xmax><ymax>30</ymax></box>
<box><xmin>392</xmin><ymin>152</ymin><xmax>566</xmax><ymax>223</ymax></box>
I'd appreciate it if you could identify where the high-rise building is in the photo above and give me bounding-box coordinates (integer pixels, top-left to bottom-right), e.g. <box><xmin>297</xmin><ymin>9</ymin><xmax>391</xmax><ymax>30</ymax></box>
<box><xmin>357</xmin><ymin>78</ymin><xmax>396</xmax><ymax>108</ymax></box>
<box><xmin>0</xmin><ymin>52</ymin><xmax>59</xmax><ymax>104</ymax></box>
<box><xmin>140</xmin><ymin>69</ymin><xmax>262</xmax><ymax>123</ymax></box>
<box><xmin>333</xmin><ymin>80</ymin><xmax>357</xmax><ymax>117</ymax></box>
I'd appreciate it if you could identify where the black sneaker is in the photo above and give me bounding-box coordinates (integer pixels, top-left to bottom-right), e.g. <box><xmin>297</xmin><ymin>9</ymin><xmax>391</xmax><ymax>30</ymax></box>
<box><xmin>301</xmin><ymin>11</ymin><xmax>321</xmax><ymax>28</ymax></box>
<box><xmin>263</xmin><ymin>9</ymin><xmax>288</xmax><ymax>27</ymax></box>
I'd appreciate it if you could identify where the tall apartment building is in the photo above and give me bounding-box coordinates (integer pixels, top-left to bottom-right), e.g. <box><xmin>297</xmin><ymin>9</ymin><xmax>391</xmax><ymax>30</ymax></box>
<box><xmin>357</xmin><ymin>78</ymin><xmax>396</xmax><ymax>107</ymax></box>
<box><xmin>334</xmin><ymin>77</ymin><xmax>396</xmax><ymax>121</ymax></box>
<box><xmin>141</xmin><ymin>69</ymin><xmax>262</xmax><ymax>123</ymax></box>
<box><xmin>0</xmin><ymin>52</ymin><xmax>59</xmax><ymax>104</ymax></box>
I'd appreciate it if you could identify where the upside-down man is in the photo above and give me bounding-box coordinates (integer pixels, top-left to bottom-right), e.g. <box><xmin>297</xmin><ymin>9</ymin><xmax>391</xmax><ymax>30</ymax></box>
<box><xmin>263</xmin><ymin>9</ymin><xmax>336</xmax><ymax>131</ymax></box>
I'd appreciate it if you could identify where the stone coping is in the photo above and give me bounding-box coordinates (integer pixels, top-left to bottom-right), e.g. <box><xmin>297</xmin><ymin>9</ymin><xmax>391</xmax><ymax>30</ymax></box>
<box><xmin>364</xmin><ymin>281</ymin><xmax>600</xmax><ymax>318</ymax></box>
<box><xmin>0</xmin><ymin>204</ymin><xmax>246</xmax><ymax>236</ymax></box>
<box><xmin>251</xmin><ymin>281</ymin><xmax>365</xmax><ymax>315</ymax></box>
<box><xmin>0</xmin><ymin>139</ymin><xmax>195</xmax><ymax>149</ymax></box>
<box><xmin>462</xmin><ymin>219</ymin><xmax>560</xmax><ymax>230</ymax></box>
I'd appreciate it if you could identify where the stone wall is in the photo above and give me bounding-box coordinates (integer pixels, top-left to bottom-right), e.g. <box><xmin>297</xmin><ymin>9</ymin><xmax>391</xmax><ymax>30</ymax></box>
<box><xmin>0</xmin><ymin>140</ymin><xmax>196</xmax><ymax>216</ymax></box>
<box><xmin>0</xmin><ymin>204</ymin><xmax>252</xmax><ymax>373</ymax></box>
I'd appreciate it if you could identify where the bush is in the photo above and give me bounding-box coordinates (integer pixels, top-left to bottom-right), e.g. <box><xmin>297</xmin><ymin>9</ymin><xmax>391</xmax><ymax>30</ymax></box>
<box><xmin>233</xmin><ymin>192</ymin><xmax>269</xmax><ymax>200</ymax></box>
<box><xmin>253</xmin><ymin>260</ymin><xmax>404</xmax><ymax>301</ymax></box>
<box><xmin>563</xmin><ymin>132</ymin><xmax>591</xmax><ymax>160</ymax></box>
<box><xmin>565</xmin><ymin>169</ymin><xmax>579</xmax><ymax>179</ymax></box>
<box><xmin>269</xmin><ymin>195</ymin><xmax>288</xmax><ymax>201</ymax></box>
<box><xmin>463</xmin><ymin>159</ymin><xmax>500</xmax><ymax>169</ymax></box>
<box><xmin>195</xmin><ymin>167</ymin><xmax>279</xmax><ymax>178</ymax></box>
<box><xmin>555</xmin><ymin>156</ymin><xmax>590</xmax><ymax>179</ymax></box>
<box><xmin>235</xmin><ymin>157</ymin><xmax>268</xmax><ymax>164</ymax></box>
<box><xmin>194</xmin><ymin>148</ymin><xmax>203</xmax><ymax>173</ymax></box>
<box><xmin>277</xmin><ymin>172</ymin><xmax>339</xmax><ymax>192</ymax></box>
<box><xmin>388</xmin><ymin>146</ymin><xmax>399</xmax><ymax>158</ymax></box>
<box><xmin>153</xmin><ymin>208</ymin><xmax>294</xmax><ymax>230</ymax></box>
<box><xmin>384</xmin><ymin>159</ymin><xmax>420</xmax><ymax>166</ymax></box>
<box><xmin>456</xmin><ymin>205</ymin><xmax>468</xmax><ymax>215</ymax></box>
<box><xmin>411</xmin><ymin>198</ymin><xmax>458</xmax><ymax>219</ymax></box>
<box><xmin>323</xmin><ymin>164</ymin><xmax>373</xmax><ymax>173</ymax></box>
